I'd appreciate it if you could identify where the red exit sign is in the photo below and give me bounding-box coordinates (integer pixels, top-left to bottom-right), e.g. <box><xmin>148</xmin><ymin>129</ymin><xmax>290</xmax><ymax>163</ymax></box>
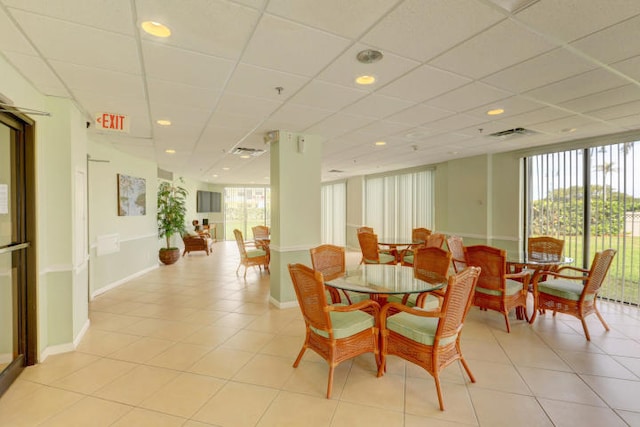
<box><xmin>94</xmin><ymin>112</ymin><xmax>130</xmax><ymax>133</ymax></box>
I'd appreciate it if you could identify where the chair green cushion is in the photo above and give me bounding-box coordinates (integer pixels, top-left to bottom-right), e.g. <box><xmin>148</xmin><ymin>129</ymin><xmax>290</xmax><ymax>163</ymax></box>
<box><xmin>364</xmin><ymin>253</ymin><xmax>396</xmax><ymax>264</ymax></box>
<box><xmin>387</xmin><ymin>313</ymin><xmax>456</xmax><ymax>346</ymax></box>
<box><xmin>476</xmin><ymin>279</ymin><xmax>523</xmax><ymax>297</ymax></box>
<box><xmin>538</xmin><ymin>279</ymin><xmax>594</xmax><ymax>301</ymax></box>
<box><xmin>387</xmin><ymin>293</ymin><xmax>440</xmax><ymax>310</ymax></box>
<box><xmin>402</xmin><ymin>254</ymin><xmax>414</xmax><ymax>265</ymax></box>
<box><xmin>246</xmin><ymin>249</ymin><xmax>266</xmax><ymax>258</ymax></box>
<box><xmin>311</xmin><ymin>310</ymin><xmax>375</xmax><ymax>339</ymax></box>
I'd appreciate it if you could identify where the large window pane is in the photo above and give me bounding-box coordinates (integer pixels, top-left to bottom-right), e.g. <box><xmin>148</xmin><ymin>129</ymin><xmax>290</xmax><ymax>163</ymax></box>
<box><xmin>321</xmin><ymin>182</ymin><xmax>346</xmax><ymax>245</ymax></box>
<box><xmin>224</xmin><ymin>187</ymin><xmax>270</xmax><ymax>240</ymax></box>
<box><xmin>527</xmin><ymin>141</ymin><xmax>640</xmax><ymax>305</ymax></box>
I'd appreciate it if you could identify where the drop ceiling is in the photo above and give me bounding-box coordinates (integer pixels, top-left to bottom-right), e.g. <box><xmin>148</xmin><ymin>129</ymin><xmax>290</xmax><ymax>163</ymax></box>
<box><xmin>1</xmin><ymin>0</ymin><xmax>640</xmax><ymax>185</ymax></box>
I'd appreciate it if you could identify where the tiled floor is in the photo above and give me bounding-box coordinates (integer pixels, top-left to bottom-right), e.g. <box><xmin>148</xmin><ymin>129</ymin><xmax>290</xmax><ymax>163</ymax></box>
<box><xmin>1</xmin><ymin>241</ymin><xmax>640</xmax><ymax>426</ymax></box>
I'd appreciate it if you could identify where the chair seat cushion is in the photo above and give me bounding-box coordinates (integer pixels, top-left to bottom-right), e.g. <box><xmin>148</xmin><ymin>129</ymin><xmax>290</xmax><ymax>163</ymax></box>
<box><xmin>538</xmin><ymin>279</ymin><xmax>593</xmax><ymax>301</ymax></box>
<box><xmin>387</xmin><ymin>293</ymin><xmax>440</xmax><ymax>310</ymax></box>
<box><xmin>311</xmin><ymin>310</ymin><xmax>375</xmax><ymax>339</ymax></box>
<box><xmin>402</xmin><ymin>254</ymin><xmax>414</xmax><ymax>264</ymax></box>
<box><xmin>365</xmin><ymin>253</ymin><xmax>396</xmax><ymax>264</ymax></box>
<box><xmin>476</xmin><ymin>279</ymin><xmax>523</xmax><ymax>297</ymax></box>
<box><xmin>246</xmin><ymin>249</ymin><xmax>267</xmax><ymax>258</ymax></box>
<box><xmin>387</xmin><ymin>313</ymin><xmax>456</xmax><ymax>346</ymax></box>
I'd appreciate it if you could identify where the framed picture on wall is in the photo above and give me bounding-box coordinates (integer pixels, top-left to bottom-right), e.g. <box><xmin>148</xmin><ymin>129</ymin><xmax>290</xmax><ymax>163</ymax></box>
<box><xmin>117</xmin><ymin>173</ymin><xmax>146</xmax><ymax>216</ymax></box>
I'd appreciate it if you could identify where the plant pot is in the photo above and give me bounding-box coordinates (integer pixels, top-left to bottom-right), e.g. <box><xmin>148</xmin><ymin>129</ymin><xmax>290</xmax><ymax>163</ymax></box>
<box><xmin>159</xmin><ymin>248</ymin><xmax>180</xmax><ymax>265</ymax></box>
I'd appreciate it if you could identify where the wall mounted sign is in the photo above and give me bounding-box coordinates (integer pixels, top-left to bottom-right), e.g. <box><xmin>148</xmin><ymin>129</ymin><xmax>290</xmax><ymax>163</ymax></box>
<box><xmin>95</xmin><ymin>112</ymin><xmax>129</xmax><ymax>133</ymax></box>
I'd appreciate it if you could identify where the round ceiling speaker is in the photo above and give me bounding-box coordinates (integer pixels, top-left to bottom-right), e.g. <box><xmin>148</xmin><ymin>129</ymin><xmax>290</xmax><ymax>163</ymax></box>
<box><xmin>356</xmin><ymin>49</ymin><xmax>383</xmax><ymax>64</ymax></box>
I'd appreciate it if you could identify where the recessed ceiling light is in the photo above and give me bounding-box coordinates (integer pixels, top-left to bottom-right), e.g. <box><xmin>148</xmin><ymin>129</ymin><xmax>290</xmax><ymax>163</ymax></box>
<box><xmin>240</xmin><ymin>155</ymin><xmax>251</xmax><ymax>159</ymax></box>
<box><xmin>356</xmin><ymin>75</ymin><xmax>376</xmax><ymax>85</ymax></box>
<box><xmin>141</xmin><ymin>21</ymin><xmax>171</xmax><ymax>37</ymax></box>
<box><xmin>212</xmin><ymin>174</ymin><xmax>218</xmax><ymax>178</ymax></box>
<box><xmin>156</xmin><ymin>119</ymin><xmax>171</xmax><ymax>126</ymax></box>
<box><xmin>487</xmin><ymin>108</ymin><xmax>505</xmax><ymax>116</ymax></box>
<box><xmin>165</xmin><ymin>149</ymin><xmax>175</xmax><ymax>154</ymax></box>
<box><xmin>375</xmin><ymin>141</ymin><xmax>386</xmax><ymax>146</ymax></box>
<box><xmin>222</xmin><ymin>167</ymin><xmax>230</xmax><ymax>171</ymax></box>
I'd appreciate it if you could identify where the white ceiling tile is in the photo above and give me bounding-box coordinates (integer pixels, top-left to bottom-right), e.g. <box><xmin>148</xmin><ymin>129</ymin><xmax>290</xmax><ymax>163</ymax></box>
<box><xmin>3</xmin><ymin>0</ymin><xmax>134</xmax><ymax>35</ymax></box>
<box><xmin>482</xmin><ymin>47</ymin><xmax>598</xmax><ymax>93</ymax></box>
<box><xmin>529</xmin><ymin>115</ymin><xmax>602</xmax><ymax>134</ymax></box>
<box><xmin>200</xmin><ymin>124</ymin><xmax>251</xmax><ymax>145</ymax></box>
<box><xmin>51</xmin><ymin>61</ymin><xmax>146</xmax><ymax>101</ymax></box>
<box><xmin>0</xmin><ymin>8</ymin><xmax>37</xmax><ymax>55</ymax></box>
<box><xmin>142</xmin><ymin>42</ymin><xmax>235</xmax><ymax>89</ymax></box>
<box><xmin>609</xmin><ymin>114</ymin><xmax>640</xmax><ymax>129</ymax></box>
<box><xmin>263</xmin><ymin>103</ymin><xmax>333</xmax><ymax>131</ymax></box>
<box><xmin>587</xmin><ymin>100</ymin><xmax>640</xmax><ymax>121</ymax></box>
<box><xmin>11</xmin><ymin>10</ymin><xmax>140</xmax><ymax>75</ymax></box>
<box><xmin>150</xmin><ymin>103</ymin><xmax>211</xmax><ymax>127</ymax></box>
<box><xmin>2</xmin><ymin>52</ymin><xmax>69</xmax><ymax>97</ymax></box>
<box><xmin>378</xmin><ymin>64</ymin><xmax>471</xmax><ymax>103</ymax></box>
<box><xmin>356</xmin><ymin>120</ymin><xmax>411</xmax><ymax>138</ymax></box>
<box><xmin>153</xmin><ymin>123</ymin><xmax>204</xmax><ymax>144</ymax></box>
<box><xmin>523</xmin><ymin>68</ymin><xmax>629</xmax><ymax>105</ymax></box>
<box><xmin>515</xmin><ymin>0</ymin><xmax>640</xmax><ymax>43</ymax></box>
<box><xmin>385</xmin><ymin>104</ymin><xmax>454</xmax><ymax>126</ymax></box>
<box><xmin>425</xmin><ymin>82</ymin><xmax>512</xmax><ymax>113</ymax></box>
<box><xmin>362</xmin><ymin>0</ymin><xmax>504</xmax><ymax>61</ymax></box>
<box><xmin>465</xmin><ymin>95</ymin><xmax>547</xmax><ymax>120</ymax></box>
<box><xmin>225</xmin><ymin>63</ymin><xmax>310</xmax><ymax>100</ymax></box>
<box><xmin>341</xmin><ymin>94</ymin><xmax>415</xmax><ymax>119</ymax></box>
<box><xmin>317</xmin><ymin>43</ymin><xmax>419</xmax><ymax>89</ymax></box>
<box><xmin>216</xmin><ymin>93</ymin><xmax>282</xmax><ymax>118</ymax></box>
<box><xmin>430</xmin><ymin>19</ymin><xmax>556</xmax><ymax>79</ymax></box>
<box><xmin>571</xmin><ymin>14</ymin><xmax>640</xmax><ymax>65</ymax></box>
<box><xmin>610</xmin><ymin>55</ymin><xmax>640</xmax><ymax>82</ymax></box>
<box><xmin>136</xmin><ymin>0</ymin><xmax>260</xmax><ymax>59</ymax></box>
<box><xmin>426</xmin><ymin>113</ymin><xmax>487</xmax><ymax>133</ymax></box>
<box><xmin>559</xmin><ymin>85</ymin><xmax>640</xmax><ymax>114</ymax></box>
<box><xmin>490</xmin><ymin>107</ymin><xmax>571</xmax><ymax>128</ymax></box>
<box><xmin>267</xmin><ymin>0</ymin><xmax>399</xmax><ymax>39</ymax></box>
<box><xmin>288</xmin><ymin>80</ymin><xmax>368</xmax><ymax>111</ymax></box>
<box><xmin>147</xmin><ymin>79</ymin><xmax>221</xmax><ymax>110</ymax></box>
<box><xmin>242</xmin><ymin>14</ymin><xmax>350</xmax><ymax>76</ymax></box>
<box><xmin>206</xmin><ymin>111</ymin><xmax>263</xmax><ymax>131</ymax></box>
<box><xmin>305</xmin><ymin>113</ymin><xmax>376</xmax><ymax>139</ymax></box>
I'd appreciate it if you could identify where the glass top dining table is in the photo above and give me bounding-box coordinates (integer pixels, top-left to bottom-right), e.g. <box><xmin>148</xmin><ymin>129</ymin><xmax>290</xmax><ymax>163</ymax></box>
<box><xmin>325</xmin><ymin>264</ymin><xmax>446</xmax><ymax>305</ymax></box>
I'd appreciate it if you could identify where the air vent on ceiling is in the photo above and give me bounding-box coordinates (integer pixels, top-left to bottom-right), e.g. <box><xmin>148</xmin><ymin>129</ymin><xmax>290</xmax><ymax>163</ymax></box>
<box><xmin>231</xmin><ymin>147</ymin><xmax>266</xmax><ymax>156</ymax></box>
<box><xmin>487</xmin><ymin>127</ymin><xmax>538</xmax><ymax>139</ymax></box>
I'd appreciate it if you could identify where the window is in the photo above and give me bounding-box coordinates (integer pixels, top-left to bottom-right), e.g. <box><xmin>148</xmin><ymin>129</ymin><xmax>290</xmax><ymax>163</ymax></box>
<box><xmin>321</xmin><ymin>181</ymin><xmax>346</xmax><ymax>245</ymax></box>
<box><xmin>365</xmin><ymin>170</ymin><xmax>434</xmax><ymax>237</ymax></box>
<box><xmin>224</xmin><ymin>187</ymin><xmax>270</xmax><ymax>240</ymax></box>
<box><xmin>526</xmin><ymin>141</ymin><xmax>640</xmax><ymax>304</ymax></box>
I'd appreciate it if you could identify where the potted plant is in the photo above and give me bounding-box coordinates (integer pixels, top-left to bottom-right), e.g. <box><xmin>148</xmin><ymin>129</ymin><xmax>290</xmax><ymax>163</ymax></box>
<box><xmin>157</xmin><ymin>178</ymin><xmax>188</xmax><ymax>265</ymax></box>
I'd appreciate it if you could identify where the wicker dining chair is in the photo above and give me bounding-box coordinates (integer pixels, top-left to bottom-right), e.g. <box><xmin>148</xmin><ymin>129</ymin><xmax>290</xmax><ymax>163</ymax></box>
<box><xmin>400</xmin><ymin>233</ymin><xmax>446</xmax><ymax>266</ymax></box>
<box><xmin>251</xmin><ymin>225</ymin><xmax>270</xmax><ymax>249</ymax></box>
<box><xmin>530</xmin><ymin>249</ymin><xmax>616</xmax><ymax>340</ymax></box>
<box><xmin>464</xmin><ymin>245</ymin><xmax>530</xmax><ymax>332</ymax></box>
<box><xmin>233</xmin><ymin>229</ymin><xmax>269</xmax><ymax>278</ymax></box>
<box><xmin>378</xmin><ymin>266</ymin><xmax>481</xmax><ymax>410</ymax></box>
<box><xmin>309</xmin><ymin>244</ymin><xmax>350</xmax><ymax>304</ymax></box>
<box><xmin>511</xmin><ymin>236</ymin><xmax>565</xmax><ymax>280</ymax></box>
<box><xmin>412</xmin><ymin>227</ymin><xmax>432</xmax><ymax>244</ymax></box>
<box><xmin>388</xmin><ymin>246</ymin><xmax>452</xmax><ymax>310</ymax></box>
<box><xmin>358</xmin><ymin>232</ymin><xmax>396</xmax><ymax>265</ymax></box>
<box><xmin>288</xmin><ymin>263</ymin><xmax>381</xmax><ymax>398</ymax></box>
<box><xmin>447</xmin><ymin>235</ymin><xmax>467</xmax><ymax>273</ymax></box>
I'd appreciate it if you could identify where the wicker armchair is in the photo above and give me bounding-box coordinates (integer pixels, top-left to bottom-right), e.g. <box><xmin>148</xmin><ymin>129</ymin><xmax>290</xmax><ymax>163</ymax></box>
<box><xmin>233</xmin><ymin>229</ymin><xmax>269</xmax><ymax>278</ymax></box>
<box><xmin>530</xmin><ymin>249</ymin><xmax>616</xmax><ymax>340</ymax></box>
<box><xmin>464</xmin><ymin>245</ymin><xmax>530</xmax><ymax>332</ymax></box>
<box><xmin>400</xmin><ymin>233</ymin><xmax>446</xmax><ymax>266</ymax></box>
<box><xmin>378</xmin><ymin>266</ymin><xmax>481</xmax><ymax>410</ymax></box>
<box><xmin>357</xmin><ymin>232</ymin><xmax>396</xmax><ymax>265</ymax></box>
<box><xmin>388</xmin><ymin>246</ymin><xmax>451</xmax><ymax>309</ymax></box>
<box><xmin>182</xmin><ymin>233</ymin><xmax>212</xmax><ymax>256</ymax></box>
<box><xmin>252</xmin><ymin>225</ymin><xmax>270</xmax><ymax>250</ymax></box>
<box><xmin>447</xmin><ymin>235</ymin><xmax>467</xmax><ymax>273</ymax></box>
<box><xmin>309</xmin><ymin>244</ymin><xmax>347</xmax><ymax>304</ymax></box>
<box><xmin>288</xmin><ymin>263</ymin><xmax>381</xmax><ymax>398</ymax></box>
<box><xmin>511</xmin><ymin>236</ymin><xmax>565</xmax><ymax>281</ymax></box>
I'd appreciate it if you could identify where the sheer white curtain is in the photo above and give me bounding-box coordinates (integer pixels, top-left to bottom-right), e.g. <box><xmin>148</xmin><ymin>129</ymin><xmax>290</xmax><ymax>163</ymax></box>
<box><xmin>321</xmin><ymin>182</ymin><xmax>346</xmax><ymax>245</ymax></box>
<box><xmin>365</xmin><ymin>170</ymin><xmax>434</xmax><ymax>237</ymax></box>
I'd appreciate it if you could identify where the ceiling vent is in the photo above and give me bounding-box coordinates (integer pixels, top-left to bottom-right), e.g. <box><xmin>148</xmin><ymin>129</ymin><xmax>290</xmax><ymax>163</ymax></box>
<box><xmin>487</xmin><ymin>127</ymin><xmax>538</xmax><ymax>139</ymax></box>
<box><xmin>231</xmin><ymin>147</ymin><xmax>266</xmax><ymax>157</ymax></box>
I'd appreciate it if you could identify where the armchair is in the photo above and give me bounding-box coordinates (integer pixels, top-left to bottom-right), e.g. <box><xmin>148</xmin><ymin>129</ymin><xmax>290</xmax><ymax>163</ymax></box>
<box><xmin>182</xmin><ymin>233</ymin><xmax>212</xmax><ymax>256</ymax></box>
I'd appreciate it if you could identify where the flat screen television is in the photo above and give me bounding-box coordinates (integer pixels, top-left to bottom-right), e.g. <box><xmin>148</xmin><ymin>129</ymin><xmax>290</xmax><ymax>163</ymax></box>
<box><xmin>196</xmin><ymin>190</ymin><xmax>221</xmax><ymax>213</ymax></box>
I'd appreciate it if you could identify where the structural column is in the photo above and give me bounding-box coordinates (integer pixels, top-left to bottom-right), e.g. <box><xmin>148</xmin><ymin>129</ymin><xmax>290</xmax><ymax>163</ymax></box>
<box><xmin>268</xmin><ymin>130</ymin><xmax>322</xmax><ymax>307</ymax></box>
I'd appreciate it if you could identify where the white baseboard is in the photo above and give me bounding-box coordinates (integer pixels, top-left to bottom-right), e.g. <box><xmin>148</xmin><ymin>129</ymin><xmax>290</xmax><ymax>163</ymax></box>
<box><xmin>91</xmin><ymin>264</ymin><xmax>159</xmax><ymax>300</ymax></box>
<box><xmin>269</xmin><ymin>295</ymin><xmax>298</xmax><ymax>309</ymax></box>
<box><xmin>39</xmin><ymin>318</ymin><xmax>91</xmax><ymax>363</ymax></box>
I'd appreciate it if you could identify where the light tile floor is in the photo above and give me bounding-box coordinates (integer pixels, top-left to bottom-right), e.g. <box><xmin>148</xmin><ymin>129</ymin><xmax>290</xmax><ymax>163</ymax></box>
<box><xmin>1</xmin><ymin>241</ymin><xmax>640</xmax><ymax>426</ymax></box>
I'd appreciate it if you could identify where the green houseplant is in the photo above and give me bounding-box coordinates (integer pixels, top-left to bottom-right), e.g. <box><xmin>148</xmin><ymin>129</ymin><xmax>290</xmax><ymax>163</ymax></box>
<box><xmin>157</xmin><ymin>179</ymin><xmax>188</xmax><ymax>265</ymax></box>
